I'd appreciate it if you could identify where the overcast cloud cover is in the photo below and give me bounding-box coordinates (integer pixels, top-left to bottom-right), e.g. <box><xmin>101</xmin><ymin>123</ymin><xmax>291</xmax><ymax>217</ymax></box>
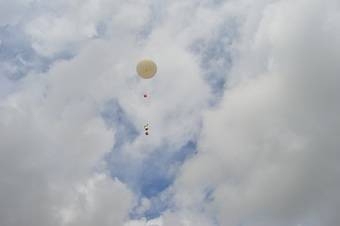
<box><xmin>0</xmin><ymin>0</ymin><xmax>340</xmax><ymax>226</ymax></box>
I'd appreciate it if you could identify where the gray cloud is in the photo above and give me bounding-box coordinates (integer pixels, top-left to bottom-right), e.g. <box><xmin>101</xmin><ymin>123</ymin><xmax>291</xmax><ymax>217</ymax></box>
<box><xmin>168</xmin><ymin>0</ymin><xmax>340</xmax><ymax>226</ymax></box>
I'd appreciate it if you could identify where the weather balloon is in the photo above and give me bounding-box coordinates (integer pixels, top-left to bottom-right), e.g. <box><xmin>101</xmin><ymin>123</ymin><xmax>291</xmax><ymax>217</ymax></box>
<box><xmin>136</xmin><ymin>59</ymin><xmax>157</xmax><ymax>79</ymax></box>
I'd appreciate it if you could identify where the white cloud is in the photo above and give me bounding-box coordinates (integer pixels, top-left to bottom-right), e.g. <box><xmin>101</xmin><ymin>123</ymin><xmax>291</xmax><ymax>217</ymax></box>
<box><xmin>59</xmin><ymin>174</ymin><xmax>132</xmax><ymax>226</ymax></box>
<box><xmin>1</xmin><ymin>0</ymin><xmax>339</xmax><ymax>225</ymax></box>
<box><xmin>125</xmin><ymin>217</ymin><xmax>163</xmax><ymax>226</ymax></box>
<box><xmin>0</xmin><ymin>0</ymin><xmax>215</xmax><ymax>224</ymax></box>
<box><xmin>0</xmin><ymin>59</ymin><xmax>133</xmax><ymax>225</ymax></box>
<box><xmin>0</xmin><ymin>37</ymin><xmax>133</xmax><ymax>226</ymax></box>
<box><xmin>168</xmin><ymin>0</ymin><xmax>340</xmax><ymax>226</ymax></box>
<box><xmin>24</xmin><ymin>0</ymin><xmax>152</xmax><ymax>56</ymax></box>
<box><xmin>0</xmin><ymin>0</ymin><xmax>34</xmax><ymax>26</ymax></box>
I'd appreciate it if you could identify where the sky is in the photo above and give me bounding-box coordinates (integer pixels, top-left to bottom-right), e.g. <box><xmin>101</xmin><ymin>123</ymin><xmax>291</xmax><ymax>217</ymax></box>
<box><xmin>0</xmin><ymin>0</ymin><xmax>340</xmax><ymax>226</ymax></box>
